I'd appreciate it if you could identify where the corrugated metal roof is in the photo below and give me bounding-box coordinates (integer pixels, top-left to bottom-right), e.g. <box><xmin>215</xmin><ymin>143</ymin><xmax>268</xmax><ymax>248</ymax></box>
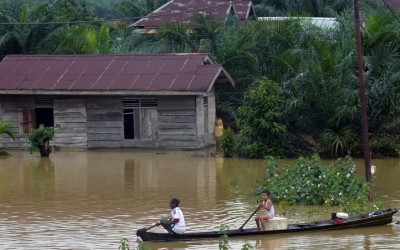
<box><xmin>0</xmin><ymin>54</ymin><xmax>234</xmax><ymax>94</ymax></box>
<box><xmin>133</xmin><ymin>0</ymin><xmax>254</xmax><ymax>29</ymax></box>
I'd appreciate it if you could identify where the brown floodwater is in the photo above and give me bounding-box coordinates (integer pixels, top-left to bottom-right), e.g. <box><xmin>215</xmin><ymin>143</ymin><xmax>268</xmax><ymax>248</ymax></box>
<box><xmin>0</xmin><ymin>149</ymin><xmax>399</xmax><ymax>249</ymax></box>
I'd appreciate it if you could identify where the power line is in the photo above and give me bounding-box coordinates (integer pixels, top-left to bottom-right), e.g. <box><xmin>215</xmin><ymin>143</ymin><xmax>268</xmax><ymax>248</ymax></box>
<box><xmin>0</xmin><ymin>0</ymin><xmax>245</xmax><ymax>26</ymax></box>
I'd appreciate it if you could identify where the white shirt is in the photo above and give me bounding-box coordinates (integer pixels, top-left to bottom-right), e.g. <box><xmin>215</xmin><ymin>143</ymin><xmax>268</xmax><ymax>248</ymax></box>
<box><xmin>263</xmin><ymin>200</ymin><xmax>275</xmax><ymax>218</ymax></box>
<box><xmin>171</xmin><ymin>207</ymin><xmax>185</xmax><ymax>234</ymax></box>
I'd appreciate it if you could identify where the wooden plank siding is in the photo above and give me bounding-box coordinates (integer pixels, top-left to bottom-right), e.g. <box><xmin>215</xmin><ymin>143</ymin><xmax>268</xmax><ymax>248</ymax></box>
<box><xmin>86</xmin><ymin>97</ymin><xmax>124</xmax><ymax>148</ymax></box>
<box><xmin>158</xmin><ymin>96</ymin><xmax>198</xmax><ymax>148</ymax></box>
<box><xmin>53</xmin><ymin>98</ymin><xmax>87</xmax><ymax>148</ymax></box>
<box><xmin>0</xmin><ymin>94</ymin><xmax>216</xmax><ymax>149</ymax></box>
<box><xmin>0</xmin><ymin>97</ymin><xmax>34</xmax><ymax>148</ymax></box>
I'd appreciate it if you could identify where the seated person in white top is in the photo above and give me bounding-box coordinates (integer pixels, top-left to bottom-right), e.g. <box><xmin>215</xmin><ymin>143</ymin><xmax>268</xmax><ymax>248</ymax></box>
<box><xmin>255</xmin><ymin>190</ymin><xmax>275</xmax><ymax>231</ymax></box>
<box><xmin>157</xmin><ymin>198</ymin><xmax>186</xmax><ymax>234</ymax></box>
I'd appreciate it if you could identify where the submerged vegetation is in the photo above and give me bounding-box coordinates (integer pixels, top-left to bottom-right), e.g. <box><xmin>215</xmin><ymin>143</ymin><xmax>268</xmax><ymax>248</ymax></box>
<box><xmin>256</xmin><ymin>155</ymin><xmax>372</xmax><ymax>214</ymax></box>
<box><xmin>27</xmin><ymin>124</ymin><xmax>55</xmax><ymax>157</ymax></box>
<box><xmin>0</xmin><ymin>122</ymin><xmax>15</xmax><ymax>157</ymax></box>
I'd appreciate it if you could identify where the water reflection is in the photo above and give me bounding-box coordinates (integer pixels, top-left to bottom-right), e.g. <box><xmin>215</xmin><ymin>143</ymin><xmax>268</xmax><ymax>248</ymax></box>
<box><xmin>0</xmin><ymin>150</ymin><xmax>399</xmax><ymax>249</ymax></box>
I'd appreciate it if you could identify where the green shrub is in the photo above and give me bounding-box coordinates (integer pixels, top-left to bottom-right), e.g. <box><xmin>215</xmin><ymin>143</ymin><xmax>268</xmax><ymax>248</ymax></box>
<box><xmin>220</xmin><ymin>128</ymin><xmax>236</xmax><ymax>157</ymax></box>
<box><xmin>256</xmin><ymin>155</ymin><xmax>370</xmax><ymax>214</ymax></box>
<box><xmin>28</xmin><ymin>124</ymin><xmax>55</xmax><ymax>157</ymax></box>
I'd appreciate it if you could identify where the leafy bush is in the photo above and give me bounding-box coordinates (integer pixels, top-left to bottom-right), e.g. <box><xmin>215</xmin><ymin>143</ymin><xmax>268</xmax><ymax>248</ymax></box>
<box><xmin>256</xmin><ymin>155</ymin><xmax>370</xmax><ymax>214</ymax></box>
<box><xmin>28</xmin><ymin>124</ymin><xmax>55</xmax><ymax>157</ymax></box>
<box><xmin>220</xmin><ymin>128</ymin><xmax>236</xmax><ymax>157</ymax></box>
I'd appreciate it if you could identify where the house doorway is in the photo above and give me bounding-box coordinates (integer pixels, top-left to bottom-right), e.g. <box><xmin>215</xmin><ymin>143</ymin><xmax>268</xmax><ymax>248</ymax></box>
<box><xmin>35</xmin><ymin>98</ymin><xmax>54</xmax><ymax>128</ymax></box>
<box><xmin>35</xmin><ymin>108</ymin><xmax>54</xmax><ymax>128</ymax></box>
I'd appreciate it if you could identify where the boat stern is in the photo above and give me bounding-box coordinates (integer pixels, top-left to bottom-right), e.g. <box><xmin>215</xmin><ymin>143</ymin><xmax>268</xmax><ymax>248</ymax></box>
<box><xmin>136</xmin><ymin>228</ymin><xmax>150</xmax><ymax>241</ymax></box>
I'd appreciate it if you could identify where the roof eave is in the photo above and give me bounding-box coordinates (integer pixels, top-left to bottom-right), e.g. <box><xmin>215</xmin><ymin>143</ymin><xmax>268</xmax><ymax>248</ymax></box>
<box><xmin>0</xmin><ymin>90</ymin><xmax>208</xmax><ymax>96</ymax></box>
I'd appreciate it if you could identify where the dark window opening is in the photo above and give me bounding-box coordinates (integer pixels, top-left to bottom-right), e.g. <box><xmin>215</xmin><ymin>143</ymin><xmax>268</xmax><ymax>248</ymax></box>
<box><xmin>35</xmin><ymin>108</ymin><xmax>54</xmax><ymax>128</ymax></box>
<box><xmin>124</xmin><ymin>109</ymin><xmax>134</xmax><ymax>139</ymax></box>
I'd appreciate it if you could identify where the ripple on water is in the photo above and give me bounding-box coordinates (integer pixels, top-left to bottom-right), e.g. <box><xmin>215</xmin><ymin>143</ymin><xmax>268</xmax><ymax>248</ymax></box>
<box><xmin>0</xmin><ymin>150</ymin><xmax>399</xmax><ymax>249</ymax></box>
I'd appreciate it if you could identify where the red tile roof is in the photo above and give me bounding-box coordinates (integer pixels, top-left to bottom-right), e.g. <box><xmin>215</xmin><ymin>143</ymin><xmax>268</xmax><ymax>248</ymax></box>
<box><xmin>133</xmin><ymin>0</ymin><xmax>255</xmax><ymax>29</ymax></box>
<box><xmin>0</xmin><ymin>54</ymin><xmax>234</xmax><ymax>94</ymax></box>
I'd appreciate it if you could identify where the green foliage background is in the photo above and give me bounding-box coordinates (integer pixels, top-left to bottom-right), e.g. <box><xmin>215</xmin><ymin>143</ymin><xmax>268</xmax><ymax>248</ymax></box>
<box><xmin>1</xmin><ymin>0</ymin><xmax>400</xmax><ymax>158</ymax></box>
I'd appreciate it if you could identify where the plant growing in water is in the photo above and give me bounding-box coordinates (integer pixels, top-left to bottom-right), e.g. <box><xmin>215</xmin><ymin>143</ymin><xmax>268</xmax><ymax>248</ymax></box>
<box><xmin>219</xmin><ymin>224</ymin><xmax>230</xmax><ymax>250</ymax></box>
<box><xmin>118</xmin><ymin>238</ymin><xmax>150</xmax><ymax>250</ymax></box>
<box><xmin>220</xmin><ymin>128</ymin><xmax>236</xmax><ymax>157</ymax></box>
<box><xmin>0</xmin><ymin>122</ymin><xmax>15</xmax><ymax>157</ymax></box>
<box><xmin>27</xmin><ymin>124</ymin><xmax>55</xmax><ymax>157</ymax></box>
<box><xmin>256</xmin><ymin>155</ymin><xmax>371</xmax><ymax>214</ymax></box>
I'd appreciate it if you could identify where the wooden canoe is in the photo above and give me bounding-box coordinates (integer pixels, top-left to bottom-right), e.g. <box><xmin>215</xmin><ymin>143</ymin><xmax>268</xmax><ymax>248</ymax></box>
<box><xmin>136</xmin><ymin>208</ymin><xmax>398</xmax><ymax>242</ymax></box>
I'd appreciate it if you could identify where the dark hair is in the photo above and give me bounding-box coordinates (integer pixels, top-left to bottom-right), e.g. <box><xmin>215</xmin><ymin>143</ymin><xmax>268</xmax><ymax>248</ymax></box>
<box><xmin>260</xmin><ymin>190</ymin><xmax>270</xmax><ymax>196</ymax></box>
<box><xmin>170</xmin><ymin>198</ymin><xmax>180</xmax><ymax>206</ymax></box>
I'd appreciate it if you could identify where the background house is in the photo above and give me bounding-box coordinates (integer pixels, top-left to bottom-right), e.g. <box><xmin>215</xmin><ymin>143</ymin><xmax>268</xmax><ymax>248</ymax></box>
<box><xmin>132</xmin><ymin>0</ymin><xmax>256</xmax><ymax>34</ymax></box>
<box><xmin>385</xmin><ymin>0</ymin><xmax>400</xmax><ymax>11</ymax></box>
<box><xmin>0</xmin><ymin>54</ymin><xmax>234</xmax><ymax>149</ymax></box>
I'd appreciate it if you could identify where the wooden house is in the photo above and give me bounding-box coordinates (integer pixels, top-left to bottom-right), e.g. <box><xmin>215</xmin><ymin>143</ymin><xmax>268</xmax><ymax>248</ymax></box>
<box><xmin>0</xmin><ymin>54</ymin><xmax>234</xmax><ymax>149</ymax></box>
<box><xmin>132</xmin><ymin>0</ymin><xmax>257</xmax><ymax>34</ymax></box>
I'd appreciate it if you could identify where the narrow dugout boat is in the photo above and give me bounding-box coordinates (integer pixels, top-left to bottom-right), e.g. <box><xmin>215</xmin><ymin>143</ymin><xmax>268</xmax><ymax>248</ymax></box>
<box><xmin>137</xmin><ymin>208</ymin><xmax>398</xmax><ymax>242</ymax></box>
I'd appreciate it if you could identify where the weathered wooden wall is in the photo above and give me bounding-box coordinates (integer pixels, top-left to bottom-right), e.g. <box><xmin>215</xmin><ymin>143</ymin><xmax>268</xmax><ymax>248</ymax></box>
<box><xmin>158</xmin><ymin>96</ymin><xmax>198</xmax><ymax>148</ymax></box>
<box><xmin>0</xmin><ymin>94</ymin><xmax>216</xmax><ymax>149</ymax></box>
<box><xmin>0</xmin><ymin>96</ymin><xmax>33</xmax><ymax>148</ymax></box>
<box><xmin>86</xmin><ymin>97</ymin><xmax>124</xmax><ymax>148</ymax></box>
<box><xmin>53</xmin><ymin>98</ymin><xmax>87</xmax><ymax>148</ymax></box>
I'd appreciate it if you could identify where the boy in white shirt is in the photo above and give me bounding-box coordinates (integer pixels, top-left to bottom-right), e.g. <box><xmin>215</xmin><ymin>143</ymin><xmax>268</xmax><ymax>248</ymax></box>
<box><xmin>157</xmin><ymin>198</ymin><xmax>186</xmax><ymax>234</ymax></box>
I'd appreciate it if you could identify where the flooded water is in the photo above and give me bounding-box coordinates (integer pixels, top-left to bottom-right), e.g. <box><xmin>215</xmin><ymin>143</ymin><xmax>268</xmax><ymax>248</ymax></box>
<box><xmin>0</xmin><ymin>149</ymin><xmax>399</xmax><ymax>249</ymax></box>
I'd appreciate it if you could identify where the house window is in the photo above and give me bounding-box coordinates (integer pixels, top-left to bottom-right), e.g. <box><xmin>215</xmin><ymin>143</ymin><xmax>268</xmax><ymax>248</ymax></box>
<box><xmin>123</xmin><ymin>98</ymin><xmax>158</xmax><ymax>140</ymax></box>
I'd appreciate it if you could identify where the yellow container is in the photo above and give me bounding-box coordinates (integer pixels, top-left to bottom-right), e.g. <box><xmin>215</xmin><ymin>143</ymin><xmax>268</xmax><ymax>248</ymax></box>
<box><xmin>214</xmin><ymin>119</ymin><xmax>224</xmax><ymax>137</ymax></box>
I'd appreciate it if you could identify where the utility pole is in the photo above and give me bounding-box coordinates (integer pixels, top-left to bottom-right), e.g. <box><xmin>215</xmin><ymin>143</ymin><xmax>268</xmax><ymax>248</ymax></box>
<box><xmin>353</xmin><ymin>0</ymin><xmax>373</xmax><ymax>201</ymax></box>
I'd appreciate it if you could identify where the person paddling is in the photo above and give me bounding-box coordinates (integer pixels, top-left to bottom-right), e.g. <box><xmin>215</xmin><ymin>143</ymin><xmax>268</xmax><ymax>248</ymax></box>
<box><xmin>156</xmin><ymin>198</ymin><xmax>186</xmax><ymax>234</ymax></box>
<box><xmin>255</xmin><ymin>190</ymin><xmax>275</xmax><ymax>231</ymax></box>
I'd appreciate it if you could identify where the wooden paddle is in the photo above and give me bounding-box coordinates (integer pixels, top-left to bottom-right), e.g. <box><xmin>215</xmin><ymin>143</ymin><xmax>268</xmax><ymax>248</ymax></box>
<box><xmin>137</xmin><ymin>223</ymin><xmax>159</xmax><ymax>232</ymax></box>
<box><xmin>238</xmin><ymin>205</ymin><xmax>262</xmax><ymax>231</ymax></box>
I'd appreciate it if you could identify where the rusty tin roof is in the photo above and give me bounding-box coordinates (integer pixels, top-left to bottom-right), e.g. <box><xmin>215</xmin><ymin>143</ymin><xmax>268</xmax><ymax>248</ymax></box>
<box><xmin>133</xmin><ymin>0</ymin><xmax>255</xmax><ymax>29</ymax></box>
<box><xmin>0</xmin><ymin>54</ymin><xmax>234</xmax><ymax>95</ymax></box>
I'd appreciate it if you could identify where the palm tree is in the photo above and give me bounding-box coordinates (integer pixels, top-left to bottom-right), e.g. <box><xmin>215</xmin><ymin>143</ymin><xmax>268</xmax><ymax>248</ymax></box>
<box><xmin>361</xmin><ymin>9</ymin><xmax>400</xmax><ymax>157</ymax></box>
<box><xmin>0</xmin><ymin>122</ymin><xmax>14</xmax><ymax>141</ymax></box>
<box><xmin>0</xmin><ymin>122</ymin><xmax>15</xmax><ymax>156</ymax></box>
<box><xmin>254</xmin><ymin>0</ymin><xmax>353</xmax><ymax>17</ymax></box>
<box><xmin>0</xmin><ymin>0</ymin><xmax>97</xmax><ymax>58</ymax></box>
<box><xmin>156</xmin><ymin>22</ymin><xmax>196</xmax><ymax>53</ymax></box>
<box><xmin>38</xmin><ymin>24</ymin><xmax>111</xmax><ymax>54</ymax></box>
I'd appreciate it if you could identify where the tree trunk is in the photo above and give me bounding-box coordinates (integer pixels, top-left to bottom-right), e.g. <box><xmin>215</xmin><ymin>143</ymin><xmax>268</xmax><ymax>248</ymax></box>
<box><xmin>40</xmin><ymin>140</ymin><xmax>52</xmax><ymax>157</ymax></box>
